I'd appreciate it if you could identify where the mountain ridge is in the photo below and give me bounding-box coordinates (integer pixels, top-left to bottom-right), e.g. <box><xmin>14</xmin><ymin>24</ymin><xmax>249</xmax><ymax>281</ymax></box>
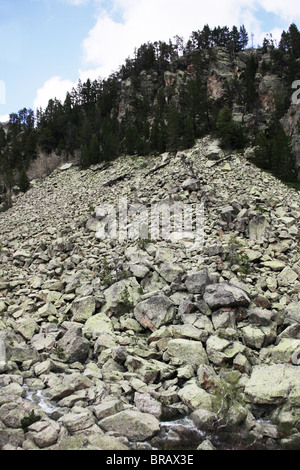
<box><xmin>1</xmin><ymin>23</ymin><xmax>300</xmax><ymax>211</ymax></box>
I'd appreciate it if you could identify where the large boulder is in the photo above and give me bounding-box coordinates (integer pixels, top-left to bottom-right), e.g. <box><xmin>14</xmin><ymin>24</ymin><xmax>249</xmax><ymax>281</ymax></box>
<box><xmin>101</xmin><ymin>278</ymin><xmax>142</xmax><ymax>316</ymax></box>
<box><xmin>203</xmin><ymin>283</ymin><xmax>250</xmax><ymax>310</ymax></box>
<box><xmin>82</xmin><ymin>313</ymin><xmax>114</xmax><ymax>337</ymax></box>
<box><xmin>71</xmin><ymin>296</ymin><xmax>96</xmax><ymax>323</ymax></box>
<box><xmin>245</xmin><ymin>364</ymin><xmax>300</xmax><ymax>405</ymax></box>
<box><xmin>185</xmin><ymin>268</ymin><xmax>212</xmax><ymax>295</ymax></box>
<box><xmin>166</xmin><ymin>339</ymin><xmax>209</xmax><ymax>369</ymax></box>
<box><xmin>99</xmin><ymin>409</ymin><xmax>160</xmax><ymax>441</ymax></box>
<box><xmin>178</xmin><ymin>381</ymin><xmax>213</xmax><ymax>411</ymax></box>
<box><xmin>134</xmin><ymin>295</ymin><xmax>176</xmax><ymax>331</ymax></box>
<box><xmin>56</xmin><ymin>325</ymin><xmax>90</xmax><ymax>363</ymax></box>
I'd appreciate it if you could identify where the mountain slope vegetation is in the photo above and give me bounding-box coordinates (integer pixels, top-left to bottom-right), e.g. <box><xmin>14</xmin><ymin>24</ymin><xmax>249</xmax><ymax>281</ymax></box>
<box><xmin>1</xmin><ymin>23</ymin><xmax>300</xmax><ymax>208</ymax></box>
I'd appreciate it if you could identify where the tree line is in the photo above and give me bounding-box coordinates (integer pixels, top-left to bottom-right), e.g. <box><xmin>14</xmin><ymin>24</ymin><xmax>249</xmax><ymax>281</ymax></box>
<box><xmin>0</xmin><ymin>23</ymin><xmax>298</xmax><ymax>207</ymax></box>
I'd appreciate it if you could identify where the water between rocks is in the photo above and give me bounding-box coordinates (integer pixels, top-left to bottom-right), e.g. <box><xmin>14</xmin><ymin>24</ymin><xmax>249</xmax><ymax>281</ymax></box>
<box><xmin>23</xmin><ymin>385</ymin><xmax>276</xmax><ymax>451</ymax></box>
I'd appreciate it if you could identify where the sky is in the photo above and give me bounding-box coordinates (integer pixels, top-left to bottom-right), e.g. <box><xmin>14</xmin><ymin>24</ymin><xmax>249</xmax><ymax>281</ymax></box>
<box><xmin>0</xmin><ymin>0</ymin><xmax>300</xmax><ymax>122</ymax></box>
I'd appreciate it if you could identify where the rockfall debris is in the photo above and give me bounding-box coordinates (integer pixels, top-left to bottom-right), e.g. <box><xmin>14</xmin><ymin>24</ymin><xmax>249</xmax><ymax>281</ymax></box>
<box><xmin>0</xmin><ymin>137</ymin><xmax>299</xmax><ymax>450</ymax></box>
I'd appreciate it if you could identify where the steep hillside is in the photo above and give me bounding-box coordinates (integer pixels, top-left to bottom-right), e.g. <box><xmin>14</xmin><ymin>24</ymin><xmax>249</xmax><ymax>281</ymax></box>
<box><xmin>0</xmin><ymin>138</ymin><xmax>299</xmax><ymax>450</ymax></box>
<box><xmin>1</xmin><ymin>23</ymin><xmax>300</xmax><ymax>213</ymax></box>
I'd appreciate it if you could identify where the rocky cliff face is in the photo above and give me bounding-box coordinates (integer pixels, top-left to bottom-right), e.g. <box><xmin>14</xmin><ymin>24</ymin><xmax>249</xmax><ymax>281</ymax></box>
<box><xmin>0</xmin><ymin>137</ymin><xmax>299</xmax><ymax>450</ymax></box>
<box><xmin>115</xmin><ymin>46</ymin><xmax>300</xmax><ymax>179</ymax></box>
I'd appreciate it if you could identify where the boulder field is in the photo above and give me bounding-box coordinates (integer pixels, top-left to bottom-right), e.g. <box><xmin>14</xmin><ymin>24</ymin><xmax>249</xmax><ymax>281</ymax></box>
<box><xmin>0</xmin><ymin>137</ymin><xmax>299</xmax><ymax>450</ymax></box>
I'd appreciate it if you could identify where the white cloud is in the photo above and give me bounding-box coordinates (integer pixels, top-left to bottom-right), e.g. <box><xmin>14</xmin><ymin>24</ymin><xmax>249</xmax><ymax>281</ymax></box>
<box><xmin>34</xmin><ymin>76</ymin><xmax>76</xmax><ymax>110</ymax></box>
<box><xmin>80</xmin><ymin>0</ymin><xmax>269</xmax><ymax>79</ymax></box>
<box><xmin>0</xmin><ymin>114</ymin><xmax>9</xmax><ymax>123</ymax></box>
<box><xmin>257</xmin><ymin>0</ymin><xmax>300</xmax><ymax>23</ymax></box>
<box><xmin>59</xmin><ymin>0</ymin><xmax>90</xmax><ymax>5</ymax></box>
<box><xmin>33</xmin><ymin>0</ymin><xmax>300</xmax><ymax>111</ymax></box>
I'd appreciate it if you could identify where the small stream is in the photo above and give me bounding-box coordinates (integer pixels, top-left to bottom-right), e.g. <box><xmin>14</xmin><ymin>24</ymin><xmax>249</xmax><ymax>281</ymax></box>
<box><xmin>24</xmin><ymin>386</ymin><xmax>59</xmax><ymax>415</ymax></box>
<box><xmin>22</xmin><ymin>386</ymin><xmax>281</xmax><ymax>451</ymax></box>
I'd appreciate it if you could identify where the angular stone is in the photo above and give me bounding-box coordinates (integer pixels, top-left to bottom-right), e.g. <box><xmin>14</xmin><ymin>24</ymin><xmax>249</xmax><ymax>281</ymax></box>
<box><xmin>134</xmin><ymin>392</ymin><xmax>162</xmax><ymax>418</ymax></box>
<box><xmin>203</xmin><ymin>283</ymin><xmax>250</xmax><ymax>310</ymax></box>
<box><xmin>166</xmin><ymin>339</ymin><xmax>208</xmax><ymax>369</ymax></box>
<box><xmin>101</xmin><ymin>278</ymin><xmax>141</xmax><ymax>316</ymax></box>
<box><xmin>16</xmin><ymin>318</ymin><xmax>39</xmax><ymax>341</ymax></box>
<box><xmin>0</xmin><ymin>403</ymin><xmax>28</xmax><ymax>429</ymax></box>
<box><xmin>270</xmin><ymin>338</ymin><xmax>300</xmax><ymax>364</ymax></box>
<box><xmin>46</xmin><ymin>373</ymin><xmax>92</xmax><ymax>401</ymax></box>
<box><xmin>58</xmin><ymin>410</ymin><xmax>96</xmax><ymax>433</ymax></box>
<box><xmin>28</xmin><ymin>419</ymin><xmax>60</xmax><ymax>448</ymax></box>
<box><xmin>191</xmin><ymin>409</ymin><xmax>218</xmax><ymax>431</ymax></box>
<box><xmin>241</xmin><ymin>325</ymin><xmax>265</xmax><ymax>350</ymax></box>
<box><xmin>83</xmin><ymin>313</ymin><xmax>113</xmax><ymax>336</ymax></box>
<box><xmin>178</xmin><ymin>381</ymin><xmax>213</xmax><ymax>411</ymax></box>
<box><xmin>134</xmin><ymin>295</ymin><xmax>175</xmax><ymax>332</ymax></box>
<box><xmin>127</xmin><ymin>263</ymin><xmax>149</xmax><ymax>279</ymax></box>
<box><xmin>92</xmin><ymin>400</ymin><xmax>124</xmax><ymax>420</ymax></box>
<box><xmin>185</xmin><ymin>268</ymin><xmax>212</xmax><ymax>294</ymax></box>
<box><xmin>156</xmin><ymin>262</ymin><xmax>183</xmax><ymax>284</ymax></box>
<box><xmin>182</xmin><ymin>178</ymin><xmax>201</xmax><ymax>191</ymax></box>
<box><xmin>212</xmin><ymin>308</ymin><xmax>236</xmax><ymax>330</ymax></box>
<box><xmin>99</xmin><ymin>409</ymin><xmax>160</xmax><ymax>441</ymax></box>
<box><xmin>245</xmin><ymin>364</ymin><xmax>300</xmax><ymax>405</ymax></box>
<box><xmin>71</xmin><ymin>296</ymin><xmax>96</xmax><ymax>323</ymax></box>
<box><xmin>263</xmin><ymin>260</ymin><xmax>286</xmax><ymax>271</ymax></box>
<box><xmin>285</xmin><ymin>302</ymin><xmax>300</xmax><ymax>326</ymax></box>
<box><xmin>205</xmin><ymin>334</ymin><xmax>245</xmax><ymax>366</ymax></box>
<box><xmin>277</xmin><ymin>267</ymin><xmax>298</xmax><ymax>287</ymax></box>
<box><xmin>249</xmin><ymin>307</ymin><xmax>274</xmax><ymax>326</ymax></box>
<box><xmin>56</xmin><ymin>326</ymin><xmax>90</xmax><ymax>363</ymax></box>
<box><xmin>37</xmin><ymin>302</ymin><xmax>58</xmax><ymax>319</ymax></box>
<box><xmin>249</xmin><ymin>215</ymin><xmax>269</xmax><ymax>242</ymax></box>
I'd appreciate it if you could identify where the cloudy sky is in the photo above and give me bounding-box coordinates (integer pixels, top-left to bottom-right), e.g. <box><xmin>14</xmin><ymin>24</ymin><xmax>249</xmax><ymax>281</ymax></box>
<box><xmin>0</xmin><ymin>0</ymin><xmax>299</xmax><ymax>121</ymax></box>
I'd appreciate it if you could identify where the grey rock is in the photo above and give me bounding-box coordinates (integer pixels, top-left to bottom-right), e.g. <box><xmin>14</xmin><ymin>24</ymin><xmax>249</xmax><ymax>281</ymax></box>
<box><xmin>134</xmin><ymin>295</ymin><xmax>176</xmax><ymax>331</ymax></box>
<box><xmin>203</xmin><ymin>283</ymin><xmax>250</xmax><ymax>310</ymax></box>
<box><xmin>71</xmin><ymin>296</ymin><xmax>96</xmax><ymax>323</ymax></box>
<box><xmin>182</xmin><ymin>179</ymin><xmax>201</xmax><ymax>191</ymax></box>
<box><xmin>166</xmin><ymin>339</ymin><xmax>208</xmax><ymax>369</ymax></box>
<box><xmin>185</xmin><ymin>268</ymin><xmax>212</xmax><ymax>294</ymax></box>
<box><xmin>245</xmin><ymin>364</ymin><xmax>300</xmax><ymax>405</ymax></box>
<box><xmin>56</xmin><ymin>326</ymin><xmax>90</xmax><ymax>363</ymax></box>
<box><xmin>99</xmin><ymin>409</ymin><xmax>160</xmax><ymax>441</ymax></box>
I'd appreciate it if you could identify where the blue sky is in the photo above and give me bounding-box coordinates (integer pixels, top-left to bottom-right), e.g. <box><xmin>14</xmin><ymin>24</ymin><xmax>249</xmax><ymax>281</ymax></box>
<box><xmin>0</xmin><ymin>0</ymin><xmax>299</xmax><ymax>122</ymax></box>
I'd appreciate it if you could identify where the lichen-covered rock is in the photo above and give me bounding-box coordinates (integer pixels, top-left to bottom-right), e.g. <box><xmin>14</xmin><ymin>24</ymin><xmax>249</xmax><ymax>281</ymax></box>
<box><xmin>99</xmin><ymin>409</ymin><xmax>160</xmax><ymax>441</ymax></box>
<box><xmin>185</xmin><ymin>268</ymin><xmax>212</xmax><ymax>294</ymax></box>
<box><xmin>71</xmin><ymin>296</ymin><xmax>96</xmax><ymax>323</ymax></box>
<box><xmin>82</xmin><ymin>313</ymin><xmax>114</xmax><ymax>337</ymax></box>
<box><xmin>203</xmin><ymin>283</ymin><xmax>251</xmax><ymax>310</ymax></box>
<box><xmin>56</xmin><ymin>325</ymin><xmax>90</xmax><ymax>363</ymax></box>
<box><xmin>166</xmin><ymin>338</ymin><xmax>208</xmax><ymax>369</ymax></box>
<box><xmin>245</xmin><ymin>364</ymin><xmax>300</xmax><ymax>405</ymax></box>
<box><xmin>178</xmin><ymin>381</ymin><xmax>213</xmax><ymax>411</ymax></box>
<box><xmin>134</xmin><ymin>295</ymin><xmax>176</xmax><ymax>331</ymax></box>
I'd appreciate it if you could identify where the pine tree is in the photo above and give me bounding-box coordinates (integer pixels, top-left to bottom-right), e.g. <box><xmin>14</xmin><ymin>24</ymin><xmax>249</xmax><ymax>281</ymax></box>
<box><xmin>18</xmin><ymin>168</ymin><xmax>30</xmax><ymax>193</ymax></box>
<box><xmin>243</xmin><ymin>54</ymin><xmax>259</xmax><ymax>111</ymax></box>
<box><xmin>216</xmin><ymin>107</ymin><xmax>247</xmax><ymax>150</ymax></box>
<box><xmin>166</xmin><ymin>102</ymin><xmax>182</xmax><ymax>151</ymax></box>
<box><xmin>254</xmin><ymin>131</ymin><xmax>271</xmax><ymax>170</ymax></box>
<box><xmin>89</xmin><ymin>135</ymin><xmax>100</xmax><ymax>165</ymax></box>
<box><xmin>269</xmin><ymin>119</ymin><xmax>296</xmax><ymax>181</ymax></box>
<box><xmin>182</xmin><ymin>117</ymin><xmax>195</xmax><ymax>149</ymax></box>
